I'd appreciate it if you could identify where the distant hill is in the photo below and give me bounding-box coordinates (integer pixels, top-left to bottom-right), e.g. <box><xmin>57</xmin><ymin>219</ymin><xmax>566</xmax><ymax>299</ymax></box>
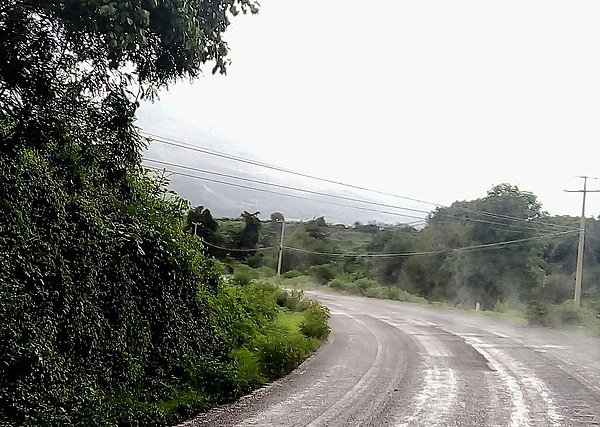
<box><xmin>143</xmin><ymin>140</ymin><xmax>430</xmax><ymax>225</ymax></box>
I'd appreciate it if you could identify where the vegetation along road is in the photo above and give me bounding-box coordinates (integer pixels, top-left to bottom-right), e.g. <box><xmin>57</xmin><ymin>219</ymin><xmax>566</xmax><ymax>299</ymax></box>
<box><xmin>183</xmin><ymin>292</ymin><xmax>600</xmax><ymax>426</ymax></box>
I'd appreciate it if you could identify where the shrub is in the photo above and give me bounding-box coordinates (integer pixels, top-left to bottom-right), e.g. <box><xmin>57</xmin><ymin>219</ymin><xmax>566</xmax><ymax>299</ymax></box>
<box><xmin>279</xmin><ymin>275</ymin><xmax>317</xmax><ymax>290</ymax></box>
<box><xmin>328</xmin><ymin>278</ymin><xmax>350</xmax><ymax>290</ymax></box>
<box><xmin>405</xmin><ymin>293</ymin><xmax>429</xmax><ymax>304</ymax></box>
<box><xmin>229</xmin><ymin>348</ymin><xmax>265</xmax><ymax>394</ymax></box>
<box><xmin>0</xmin><ymin>147</ymin><xmax>229</xmax><ymax>426</ymax></box>
<box><xmin>526</xmin><ymin>300</ymin><xmax>598</xmax><ymax>328</ymax></box>
<box><xmin>256</xmin><ymin>266</ymin><xmax>277</xmax><ymax>278</ymax></box>
<box><xmin>387</xmin><ymin>286</ymin><xmax>402</xmax><ymax>300</ymax></box>
<box><xmin>354</xmin><ymin>277</ymin><xmax>379</xmax><ymax>294</ymax></box>
<box><xmin>585</xmin><ymin>299</ymin><xmax>600</xmax><ymax>318</ymax></box>
<box><xmin>429</xmin><ymin>300</ymin><xmax>451</xmax><ymax>309</ymax></box>
<box><xmin>340</xmin><ymin>280</ymin><xmax>360</xmax><ymax>294</ymax></box>
<box><xmin>365</xmin><ymin>286</ymin><xmax>386</xmax><ymax>299</ymax></box>
<box><xmin>231</xmin><ymin>264</ymin><xmax>260</xmax><ymax>286</ymax></box>
<box><xmin>245</xmin><ymin>253</ymin><xmax>264</xmax><ymax>268</ymax></box>
<box><xmin>493</xmin><ymin>300</ymin><xmax>510</xmax><ymax>313</ymax></box>
<box><xmin>532</xmin><ymin>273</ymin><xmax>573</xmax><ymax>304</ymax></box>
<box><xmin>492</xmin><ymin>300</ymin><xmax>523</xmax><ymax>313</ymax></box>
<box><xmin>299</xmin><ymin>306</ymin><xmax>330</xmax><ymax>340</ymax></box>
<box><xmin>275</xmin><ymin>289</ymin><xmax>311</xmax><ymax>312</ymax></box>
<box><xmin>308</xmin><ymin>263</ymin><xmax>339</xmax><ymax>285</ymax></box>
<box><xmin>256</xmin><ymin>327</ymin><xmax>313</xmax><ymax>378</ymax></box>
<box><xmin>282</xmin><ymin>269</ymin><xmax>303</xmax><ymax>279</ymax></box>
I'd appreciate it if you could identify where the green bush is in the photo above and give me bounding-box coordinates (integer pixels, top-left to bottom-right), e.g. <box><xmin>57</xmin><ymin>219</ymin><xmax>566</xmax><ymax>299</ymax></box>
<box><xmin>584</xmin><ymin>299</ymin><xmax>600</xmax><ymax>318</ymax></box>
<box><xmin>241</xmin><ymin>282</ymin><xmax>280</xmax><ymax>320</ymax></box>
<box><xmin>200</xmin><ymin>282</ymin><xmax>329</xmax><ymax>405</ymax></box>
<box><xmin>354</xmin><ymin>277</ymin><xmax>379</xmax><ymax>294</ymax></box>
<box><xmin>231</xmin><ymin>264</ymin><xmax>260</xmax><ymax>286</ymax></box>
<box><xmin>429</xmin><ymin>300</ymin><xmax>452</xmax><ymax>309</ymax></box>
<box><xmin>256</xmin><ymin>327</ymin><xmax>314</xmax><ymax>378</ymax></box>
<box><xmin>325</xmin><ymin>276</ymin><xmax>428</xmax><ymax>304</ymax></box>
<box><xmin>308</xmin><ymin>263</ymin><xmax>339</xmax><ymax>285</ymax></box>
<box><xmin>282</xmin><ymin>269</ymin><xmax>303</xmax><ymax>279</ymax></box>
<box><xmin>275</xmin><ymin>289</ymin><xmax>311</xmax><ymax>312</ymax></box>
<box><xmin>387</xmin><ymin>286</ymin><xmax>402</xmax><ymax>300</ymax></box>
<box><xmin>532</xmin><ymin>273</ymin><xmax>573</xmax><ymax>304</ymax></box>
<box><xmin>365</xmin><ymin>286</ymin><xmax>386</xmax><ymax>299</ymax></box>
<box><xmin>257</xmin><ymin>266</ymin><xmax>277</xmax><ymax>278</ymax></box>
<box><xmin>0</xmin><ymin>146</ymin><xmax>231</xmax><ymax>426</ymax></box>
<box><xmin>279</xmin><ymin>275</ymin><xmax>317</xmax><ymax>290</ymax></box>
<box><xmin>526</xmin><ymin>300</ymin><xmax>599</xmax><ymax>328</ymax></box>
<box><xmin>329</xmin><ymin>278</ymin><xmax>351</xmax><ymax>290</ymax></box>
<box><xmin>245</xmin><ymin>253</ymin><xmax>264</xmax><ymax>268</ymax></box>
<box><xmin>230</xmin><ymin>348</ymin><xmax>265</xmax><ymax>393</ymax></box>
<box><xmin>493</xmin><ymin>300</ymin><xmax>510</xmax><ymax>313</ymax></box>
<box><xmin>299</xmin><ymin>306</ymin><xmax>330</xmax><ymax>340</ymax></box>
<box><xmin>492</xmin><ymin>300</ymin><xmax>523</xmax><ymax>313</ymax></box>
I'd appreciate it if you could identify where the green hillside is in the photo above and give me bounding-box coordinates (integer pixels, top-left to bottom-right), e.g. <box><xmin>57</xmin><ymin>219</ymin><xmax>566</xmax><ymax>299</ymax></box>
<box><xmin>190</xmin><ymin>185</ymin><xmax>600</xmax><ymax>331</ymax></box>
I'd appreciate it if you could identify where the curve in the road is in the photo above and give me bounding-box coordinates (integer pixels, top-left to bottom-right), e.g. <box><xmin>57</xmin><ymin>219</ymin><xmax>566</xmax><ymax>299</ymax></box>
<box><xmin>180</xmin><ymin>292</ymin><xmax>600</xmax><ymax>427</ymax></box>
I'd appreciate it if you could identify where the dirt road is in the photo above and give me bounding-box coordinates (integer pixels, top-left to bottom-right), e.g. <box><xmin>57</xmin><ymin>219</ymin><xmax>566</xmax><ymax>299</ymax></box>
<box><xmin>182</xmin><ymin>292</ymin><xmax>600</xmax><ymax>426</ymax></box>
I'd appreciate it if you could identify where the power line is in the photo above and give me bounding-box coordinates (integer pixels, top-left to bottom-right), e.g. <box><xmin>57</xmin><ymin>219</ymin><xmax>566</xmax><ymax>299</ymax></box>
<box><xmin>146</xmin><ymin>158</ymin><xmax>432</xmax><ymax>216</ymax></box>
<box><xmin>145</xmin><ymin>166</ymin><xmax>427</xmax><ymax>222</ymax></box>
<box><xmin>144</xmin><ymin>162</ymin><xmax>572</xmax><ymax>234</ymax></box>
<box><xmin>282</xmin><ymin>230</ymin><xmax>579</xmax><ymax>259</ymax></box>
<box><xmin>144</xmin><ymin>132</ymin><xmax>574</xmax><ymax>230</ymax></box>
<box><xmin>200</xmin><ymin>240</ymin><xmax>276</xmax><ymax>252</ymax></box>
<box><xmin>189</xmin><ymin>221</ymin><xmax>577</xmax><ymax>258</ymax></box>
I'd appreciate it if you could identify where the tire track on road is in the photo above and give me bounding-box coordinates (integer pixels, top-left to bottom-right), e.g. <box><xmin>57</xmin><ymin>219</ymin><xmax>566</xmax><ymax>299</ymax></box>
<box><xmin>305</xmin><ymin>313</ymin><xmax>384</xmax><ymax>426</ymax></box>
<box><xmin>371</xmin><ymin>317</ymin><xmax>459</xmax><ymax>427</ymax></box>
<box><xmin>462</xmin><ymin>334</ymin><xmax>564</xmax><ymax>426</ymax></box>
<box><xmin>309</xmin><ymin>303</ymin><xmax>417</xmax><ymax>426</ymax></box>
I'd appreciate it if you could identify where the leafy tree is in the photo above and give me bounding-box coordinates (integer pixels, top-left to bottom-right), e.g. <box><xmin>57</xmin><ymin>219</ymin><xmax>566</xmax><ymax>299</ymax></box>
<box><xmin>424</xmin><ymin>184</ymin><xmax>548</xmax><ymax>307</ymax></box>
<box><xmin>187</xmin><ymin>205</ymin><xmax>225</xmax><ymax>257</ymax></box>
<box><xmin>305</xmin><ymin>216</ymin><xmax>328</xmax><ymax>240</ymax></box>
<box><xmin>232</xmin><ymin>211</ymin><xmax>261</xmax><ymax>258</ymax></box>
<box><xmin>0</xmin><ymin>0</ymin><xmax>258</xmax><ymax>424</ymax></box>
<box><xmin>365</xmin><ymin>227</ymin><xmax>417</xmax><ymax>285</ymax></box>
<box><xmin>280</xmin><ymin>218</ymin><xmax>337</xmax><ymax>272</ymax></box>
<box><xmin>188</xmin><ymin>206</ymin><xmax>218</xmax><ymax>234</ymax></box>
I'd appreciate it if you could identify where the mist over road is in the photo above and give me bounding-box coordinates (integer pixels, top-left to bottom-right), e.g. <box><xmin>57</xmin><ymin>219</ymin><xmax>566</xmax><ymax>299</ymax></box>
<box><xmin>183</xmin><ymin>292</ymin><xmax>600</xmax><ymax>426</ymax></box>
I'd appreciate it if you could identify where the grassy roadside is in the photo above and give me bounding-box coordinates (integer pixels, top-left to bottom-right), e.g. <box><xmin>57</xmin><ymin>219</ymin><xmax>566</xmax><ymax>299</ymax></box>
<box><xmin>156</xmin><ymin>281</ymin><xmax>330</xmax><ymax>426</ymax></box>
<box><xmin>245</xmin><ymin>267</ymin><xmax>598</xmax><ymax>336</ymax></box>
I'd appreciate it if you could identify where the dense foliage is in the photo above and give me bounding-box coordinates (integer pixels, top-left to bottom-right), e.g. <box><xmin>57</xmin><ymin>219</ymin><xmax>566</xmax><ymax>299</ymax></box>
<box><xmin>200</xmin><ymin>184</ymin><xmax>600</xmax><ymax>319</ymax></box>
<box><xmin>0</xmin><ymin>1</ymin><xmax>331</xmax><ymax>425</ymax></box>
<box><xmin>1</xmin><ymin>147</ymin><xmax>226</xmax><ymax>424</ymax></box>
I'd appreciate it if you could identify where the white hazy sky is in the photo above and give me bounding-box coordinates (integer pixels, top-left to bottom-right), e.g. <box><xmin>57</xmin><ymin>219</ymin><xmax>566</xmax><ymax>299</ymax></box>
<box><xmin>138</xmin><ymin>0</ymin><xmax>600</xmax><ymax>220</ymax></box>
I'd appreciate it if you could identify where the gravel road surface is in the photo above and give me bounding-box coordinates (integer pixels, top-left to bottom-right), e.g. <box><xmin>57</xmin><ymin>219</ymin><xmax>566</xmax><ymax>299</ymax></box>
<box><xmin>180</xmin><ymin>292</ymin><xmax>600</xmax><ymax>426</ymax></box>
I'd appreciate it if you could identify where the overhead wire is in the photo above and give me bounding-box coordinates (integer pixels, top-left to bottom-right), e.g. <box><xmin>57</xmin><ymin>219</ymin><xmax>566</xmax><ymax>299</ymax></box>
<box><xmin>143</xmin><ymin>132</ymin><xmax>575</xmax><ymax>231</ymax></box>
<box><xmin>200</xmin><ymin>240</ymin><xmax>276</xmax><ymax>252</ymax></box>
<box><xmin>282</xmin><ymin>230</ymin><xmax>579</xmax><ymax>258</ymax></box>
<box><xmin>144</xmin><ymin>166</ymin><xmax>429</xmax><ymax>222</ymax></box>
<box><xmin>187</xmin><ymin>212</ymin><xmax>577</xmax><ymax>258</ymax></box>
<box><xmin>185</xmin><ymin>195</ymin><xmax>578</xmax><ymax>259</ymax></box>
<box><xmin>144</xmin><ymin>161</ymin><xmax>575</xmax><ymax>234</ymax></box>
<box><xmin>146</xmin><ymin>158</ymin><xmax>431</xmax><ymax>216</ymax></box>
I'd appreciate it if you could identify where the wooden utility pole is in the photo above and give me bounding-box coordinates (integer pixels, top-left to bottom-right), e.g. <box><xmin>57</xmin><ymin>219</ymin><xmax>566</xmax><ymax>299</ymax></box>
<box><xmin>564</xmin><ymin>176</ymin><xmax>600</xmax><ymax>307</ymax></box>
<box><xmin>277</xmin><ymin>217</ymin><xmax>285</xmax><ymax>276</ymax></box>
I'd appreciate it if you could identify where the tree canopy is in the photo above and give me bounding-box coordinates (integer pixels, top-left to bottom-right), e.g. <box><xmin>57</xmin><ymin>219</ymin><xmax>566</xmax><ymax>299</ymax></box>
<box><xmin>0</xmin><ymin>0</ymin><xmax>259</xmax><ymax>424</ymax></box>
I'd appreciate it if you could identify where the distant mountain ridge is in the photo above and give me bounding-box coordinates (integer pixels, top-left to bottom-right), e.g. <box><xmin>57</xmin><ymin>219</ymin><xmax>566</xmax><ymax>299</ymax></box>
<box><xmin>167</xmin><ymin>173</ymin><xmax>426</xmax><ymax>225</ymax></box>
